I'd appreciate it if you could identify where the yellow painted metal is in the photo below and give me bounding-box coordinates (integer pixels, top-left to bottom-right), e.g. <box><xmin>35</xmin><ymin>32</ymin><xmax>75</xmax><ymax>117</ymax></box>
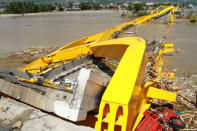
<box><xmin>98</xmin><ymin>41</ymin><xmax>146</xmax><ymax>104</ymax></box>
<box><xmin>162</xmin><ymin>72</ymin><xmax>175</xmax><ymax>79</ymax></box>
<box><xmin>132</xmin><ymin>78</ymin><xmax>176</xmax><ymax>130</ymax></box>
<box><xmin>90</xmin><ymin>37</ymin><xmax>143</xmax><ymax>59</ymax></box>
<box><xmin>95</xmin><ymin>27</ymin><xmax>119</xmax><ymax>43</ymax></box>
<box><xmin>151</xmin><ymin>5</ymin><xmax>176</xmax><ymax>25</ymax></box>
<box><xmin>164</xmin><ymin>44</ymin><xmax>174</xmax><ymax>48</ymax></box>
<box><xmin>132</xmin><ymin>99</ymin><xmax>152</xmax><ymax>131</ymax></box>
<box><xmin>95</xmin><ymin>38</ymin><xmax>147</xmax><ymax>131</ymax></box>
<box><xmin>146</xmin><ymin>87</ymin><xmax>176</xmax><ymax>102</ymax></box>
<box><xmin>20</xmin><ymin>46</ymin><xmax>91</xmax><ymax>73</ymax></box>
<box><xmin>169</xmin><ymin>8</ymin><xmax>176</xmax><ymax>25</ymax></box>
<box><xmin>51</xmin><ymin>32</ymin><xmax>104</xmax><ymax>53</ymax></box>
<box><xmin>18</xmin><ymin>78</ymin><xmax>56</xmax><ymax>88</ymax></box>
<box><xmin>163</xmin><ymin>48</ymin><xmax>174</xmax><ymax>54</ymax></box>
<box><xmin>152</xmin><ymin>41</ymin><xmax>175</xmax><ymax>78</ymax></box>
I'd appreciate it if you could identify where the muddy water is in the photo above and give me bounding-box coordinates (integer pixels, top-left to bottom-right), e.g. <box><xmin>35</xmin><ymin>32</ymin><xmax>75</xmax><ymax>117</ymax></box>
<box><xmin>0</xmin><ymin>11</ymin><xmax>197</xmax><ymax>74</ymax></box>
<box><xmin>0</xmin><ymin>10</ymin><xmax>126</xmax><ymax>56</ymax></box>
<box><xmin>131</xmin><ymin>22</ymin><xmax>197</xmax><ymax>75</ymax></box>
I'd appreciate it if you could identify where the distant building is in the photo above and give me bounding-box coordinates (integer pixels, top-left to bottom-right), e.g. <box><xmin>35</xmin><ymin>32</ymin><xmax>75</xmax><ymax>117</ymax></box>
<box><xmin>132</xmin><ymin>1</ymin><xmax>142</xmax><ymax>4</ymax></box>
<box><xmin>0</xmin><ymin>8</ymin><xmax>5</xmax><ymax>12</ymax></box>
<box><xmin>110</xmin><ymin>3</ymin><xmax>115</xmax><ymax>6</ymax></box>
<box><xmin>123</xmin><ymin>3</ymin><xmax>128</xmax><ymax>8</ymax></box>
<box><xmin>73</xmin><ymin>2</ymin><xmax>80</xmax><ymax>7</ymax></box>
<box><xmin>146</xmin><ymin>3</ymin><xmax>154</xmax><ymax>6</ymax></box>
<box><xmin>65</xmin><ymin>7</ymin><xmax>81</xmax><ymax>11</ymax></box>
<box><xmin>188</xmin><ymin>4</ymin><xmax>194</xmax><ymax>9</ymax></box>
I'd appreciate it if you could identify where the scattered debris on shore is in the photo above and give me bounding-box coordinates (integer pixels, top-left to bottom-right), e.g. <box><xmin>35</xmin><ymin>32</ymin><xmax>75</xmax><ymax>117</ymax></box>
<box><xmin>9</xmin><ymin>46</ymin><xmax>59</xmax><ymax>63</ymax></box>
<box><xmin>152</xmin><ymin>74</ymin><xmax>197</xmax><ymax>129</ymax></box>
<box><xmin>0</xmin><ymin>46</ymin><xmax>58</xmax><ymax>69</ymax></box>
<box><xmin>171</xmin><ymin>74</ymin><xmax>197</xmax><ymax>129</ymax></box>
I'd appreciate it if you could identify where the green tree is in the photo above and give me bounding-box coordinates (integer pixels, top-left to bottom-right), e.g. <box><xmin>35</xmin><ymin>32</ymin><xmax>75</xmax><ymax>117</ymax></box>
<box><xmin>5</xmin><ymin>2</ymin><xmax>55</xmax><ymax>14</ymax></box>
<box><xmin>153</xmin><ymin>3</ymin><xmax>160</xmax><ymax>9</ymax></box>
<box><xmin>92</xmin><ymin>3</ymin><xmax>101</xmax><ymax>10</ymax></box>
<box><xmin>79</xmin><ymin>2</ymin><xmax>92</xmax><ymax>10</ymax></box>
<box><xmin>127</xmin><ymin>4</ymin><xmax>133</xmax><ymax>12</ymax></box>
<box><xmin>68</xmin><ymin>1</ymin><xmax>73</xmax><ymax>9</ymax></box>
<box><xmin>133</xmin><ymin>3</ymin><xmax>144</xmax><ymax>15</ymax></box>
<box><xmin>33</xmin><ymin>5</ymin><xmax>40</xmax><ymax>13</ymax></box>
<box><xmin>58</xmin><ymin>4</ymin><xmax>64</xmax><ymax>11</ymax></box>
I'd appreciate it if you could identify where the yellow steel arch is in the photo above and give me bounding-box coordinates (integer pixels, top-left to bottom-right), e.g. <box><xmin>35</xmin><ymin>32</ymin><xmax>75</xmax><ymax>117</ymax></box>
<box><xmin>95</xmin><ymin>38</ymin><xmax>147</xmax><ymax>131</ymax></box>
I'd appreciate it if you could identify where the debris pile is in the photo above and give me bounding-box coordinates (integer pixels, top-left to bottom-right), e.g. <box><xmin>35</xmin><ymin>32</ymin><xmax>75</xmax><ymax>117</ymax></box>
<box><xmin>149</xmin><ymin>74</ymin><xmax>197</xmax><ymax>129</ymax></box>
<box><xmin>169</xmin><ymin>75</ymin><xmax>197</xmax><ymax>129</ymax></box>
<box><xmin>9</xmin><ymin>46</ymin><xmax>59</xmax><ymax>64</ymax></box>
<box><xmin>143</xmin><ymin>40</ymin><xmax>197</xmax><ymax>130</ymax></box>
<box><xmin>0</xmin><ymin>46</ymin><xmax>58</xmax><ymax>69</ymax></box>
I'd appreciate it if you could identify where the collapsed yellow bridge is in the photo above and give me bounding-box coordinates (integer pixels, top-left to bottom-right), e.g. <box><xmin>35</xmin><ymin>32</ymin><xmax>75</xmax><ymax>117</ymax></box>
<box><xmin>0</xmin><ymin>6</ymin><xmax>178</xmax><ymax>131</ymax></box>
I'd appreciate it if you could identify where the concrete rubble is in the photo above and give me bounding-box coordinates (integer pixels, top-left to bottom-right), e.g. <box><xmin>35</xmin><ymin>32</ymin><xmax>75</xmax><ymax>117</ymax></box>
<box><xmin>0</xmin><ymin>97</ymin><xmax>95</xmax><ymax>131</ymax></box>
<box><xmin>0</xmin><ymin>62</ymin><xmax>111</xmax><ymax>122</ymax></box>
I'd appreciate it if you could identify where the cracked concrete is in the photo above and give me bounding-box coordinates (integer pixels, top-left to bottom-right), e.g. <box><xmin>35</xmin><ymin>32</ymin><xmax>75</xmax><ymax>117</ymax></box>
<box><xmin>0</xmin><ymin>97</ymin><xmax>95</xmax><ymax>131</ymax></box>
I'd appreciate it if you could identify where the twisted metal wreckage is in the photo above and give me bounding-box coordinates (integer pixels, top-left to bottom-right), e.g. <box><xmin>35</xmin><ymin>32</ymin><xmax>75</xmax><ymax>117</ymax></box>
<box><xmin>0</xmin><ymin>6</ymin><xmax>179</xmax><ymax>131</ymax></box>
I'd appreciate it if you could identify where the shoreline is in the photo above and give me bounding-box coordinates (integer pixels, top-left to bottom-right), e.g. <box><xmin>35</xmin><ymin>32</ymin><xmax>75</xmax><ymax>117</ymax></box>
<box><xmin>0</xmin><ymin>10</ymin><xmax>119</xmax><ymax>17</ymax></box>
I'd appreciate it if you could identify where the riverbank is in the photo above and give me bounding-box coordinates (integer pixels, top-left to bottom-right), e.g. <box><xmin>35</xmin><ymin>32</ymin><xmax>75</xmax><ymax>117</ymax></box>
<box><xmin>0</xmin><ymin>10</ymin><xmax>118</xmax><ymax>17</ymax></box>
<box><xmin>0</xmin><ymin>46</ymin><xmax>58</xmax><ymax>69</ymax></box>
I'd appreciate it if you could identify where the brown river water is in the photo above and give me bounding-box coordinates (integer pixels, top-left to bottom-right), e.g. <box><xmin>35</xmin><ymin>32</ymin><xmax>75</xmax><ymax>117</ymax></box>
<box><xmin>0</xmin><ymin>10</ymin><xmax>197</xmax><ymax>75</ymax></box>
<box><xmin>133</xmin><ymin>22</ymin><xmax>197</xmax><ymax>75</ymax></box>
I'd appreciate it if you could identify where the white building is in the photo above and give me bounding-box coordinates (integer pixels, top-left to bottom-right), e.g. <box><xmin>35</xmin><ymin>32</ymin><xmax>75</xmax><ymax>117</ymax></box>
<box><xmin>146</xmin><ymin>3</ymin><xmax>154</xmax><ymax>6</ymax></box>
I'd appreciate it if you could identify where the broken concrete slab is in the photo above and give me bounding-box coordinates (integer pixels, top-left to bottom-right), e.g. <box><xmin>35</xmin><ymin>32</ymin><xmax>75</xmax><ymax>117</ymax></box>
<box><xmin>0</xmin><ymin>97</ymin><xmax>95</xmax><ymax>131</ymax></box>
<box><xmin>0</xmin><ymin>97</ymin><xmax>34</xmax><ymax>125</ymax></box>
<box><xmin>21</xmin><ymin>110</ymin><xmax>95</xmax><ymax>131</ymax></box>
<box><xmin>0</xmin><ymin>67</ymin><xmax>109</xmax><ymax>122</ymax></box>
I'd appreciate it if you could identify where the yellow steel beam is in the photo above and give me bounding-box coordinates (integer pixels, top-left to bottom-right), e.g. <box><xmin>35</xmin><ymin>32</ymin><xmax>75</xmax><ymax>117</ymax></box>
<box><xmin>95</xmin><ymin>37</ymin><xmax>147</xmax><ymax>131</ymax></box>
<box><xmin>163</xmin><ymin>48</ymin><xmax>175</xmax><ymax>54</ymax></box>
<box><xmin>51</xmin><ymin>32</ymin><xmax>104</xmax><ymax>54</ymax></box>
<box><xmin>20</xmin><ymin>46</ymin><xmax>91</xmax><ymax>73</ymax></box>
<box><xmin>146</xmin><ymin>87</ymin><xmax>176</xmax><ymax>102</ymax></box>
<box><xmin>164</xmin><ymin>43</ymin><xmax>174</xmax><ymax>48</ymax></box>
